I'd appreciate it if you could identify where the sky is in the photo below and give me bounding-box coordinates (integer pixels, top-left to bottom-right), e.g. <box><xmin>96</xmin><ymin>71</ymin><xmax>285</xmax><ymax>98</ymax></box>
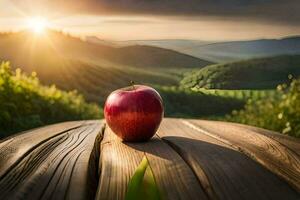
<box><xmin>0</xmin><ymin>0</ymin><xmax>299</xmax><ymax>41</ymax></box>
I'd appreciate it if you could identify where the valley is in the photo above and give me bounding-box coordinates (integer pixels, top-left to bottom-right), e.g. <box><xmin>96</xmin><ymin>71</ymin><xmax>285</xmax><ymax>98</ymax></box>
<box><xmin>0</xmin><ymin>31</ymin><xmax>299</xmax><ymax>137</ymax></box>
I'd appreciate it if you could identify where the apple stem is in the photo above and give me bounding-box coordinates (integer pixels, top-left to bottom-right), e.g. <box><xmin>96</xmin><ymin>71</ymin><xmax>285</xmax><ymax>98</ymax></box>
<box><xmin>130</xmin><ymin>81</ymin><xmax>135</xmax><ymax>90</ymax></box>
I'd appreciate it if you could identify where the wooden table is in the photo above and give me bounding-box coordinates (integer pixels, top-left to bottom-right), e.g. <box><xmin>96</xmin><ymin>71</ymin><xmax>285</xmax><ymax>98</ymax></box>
<box><xmin>0</xmin><ymin>118</ymin><xmax>299</xmax><ymax>200</ymax></box>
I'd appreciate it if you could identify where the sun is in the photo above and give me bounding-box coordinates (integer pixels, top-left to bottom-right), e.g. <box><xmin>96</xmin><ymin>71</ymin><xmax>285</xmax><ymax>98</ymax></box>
<box><xmin>26</xmin><ymin>17</ymin><xmax>48</xmax><ymax>34</ymax></box>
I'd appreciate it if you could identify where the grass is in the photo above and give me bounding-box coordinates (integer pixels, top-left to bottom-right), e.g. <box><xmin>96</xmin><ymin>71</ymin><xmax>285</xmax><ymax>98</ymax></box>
<box><xmin>191</xmin><ymin>88</ymin><xmax>277</xmax><ymax>101</ymax></box>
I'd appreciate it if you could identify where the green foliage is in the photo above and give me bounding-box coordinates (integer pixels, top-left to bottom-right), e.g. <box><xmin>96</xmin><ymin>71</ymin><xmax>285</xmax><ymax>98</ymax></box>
<box><xmin>156</xmin><ymin>86</ymin><xmax>245</xmax><ymax>118</ymax></box>
<box><xmin>125</xmin><ymin>156</ymin><xmax>160</xmax><ymax>200</ymax></box>
<box><xmin>181</xmin><ymin>55</ymin><xmax>300</xmax><ymax>90</ymax></box>
<box><xmin>227</xmin><ymin>78</ymin><xmax>300</xmax><ymax>137</ymax></box>
<box><xmin>0</xmin><ymin>62</ymin><xmax>102</xmax><ymax>138</ymax></box>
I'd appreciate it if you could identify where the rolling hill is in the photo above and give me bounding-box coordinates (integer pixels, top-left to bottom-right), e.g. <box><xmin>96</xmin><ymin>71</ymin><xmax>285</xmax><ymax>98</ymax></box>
<box><xmin>181</xmin><ymin>55</ymin><xmax>300</xmax><ymax>90</ymax></box>
<box><xmin>0</xmin><ymin>31</ymin><xmax>212</xmax><ymax>103</ymax></box>
<box><xmin>119</xmin><ymin>36</ymin><xmax>300</xmax><ymax>62</ymax></box>
<box><xmin>4</xmin><ymin>31</ymin><xmax>300</xmax><ymax>134</ymax></box>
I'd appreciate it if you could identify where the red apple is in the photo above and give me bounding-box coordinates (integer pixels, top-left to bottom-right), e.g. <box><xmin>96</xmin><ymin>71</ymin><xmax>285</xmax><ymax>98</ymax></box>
<box><xmin>104</xmin><ymin>85</ymin><xmax>164</xmax><ymax>142</ymax></box>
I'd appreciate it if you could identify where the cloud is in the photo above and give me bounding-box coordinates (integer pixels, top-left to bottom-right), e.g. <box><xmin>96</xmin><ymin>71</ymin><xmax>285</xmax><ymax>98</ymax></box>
<box><xmin>101</xmin><ymin>19</ymin><xmax>158</xmax><ymax>24</ymax></box>
<box><xmin>12</xmin><ymin>0</ymin><xmax>300</xmax><ymax>25</ymax></box>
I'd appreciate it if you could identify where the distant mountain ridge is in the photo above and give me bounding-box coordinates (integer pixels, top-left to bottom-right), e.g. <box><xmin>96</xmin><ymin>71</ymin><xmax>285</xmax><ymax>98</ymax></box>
<box><xmin>96</xmin><ymin>36</ymin><xmax>300</xmax><ymax>62</ymax></box>
<box><xmin>190</xmin><ymin>36</ymin><xmax>300</xmax><ymax>62</ymax></box>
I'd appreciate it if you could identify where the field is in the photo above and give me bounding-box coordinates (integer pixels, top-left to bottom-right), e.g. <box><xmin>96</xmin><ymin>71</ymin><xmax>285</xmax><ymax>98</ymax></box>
<box><xmin>190</xmin><ymin>88</ymin><xmax>277</xmax><ymax>101</ymax></box>
<box><xmin>156</xmin><ymin>86</ymin><xmax>245</xmax><ymax>118</ymax></box>
<box><xmin>156</xmin><ymin>87</ymin><xmax>278</xmax><ymax>118</ymax></box>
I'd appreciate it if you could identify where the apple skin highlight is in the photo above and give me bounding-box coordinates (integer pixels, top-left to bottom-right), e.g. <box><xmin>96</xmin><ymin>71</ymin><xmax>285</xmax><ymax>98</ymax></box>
<box><xmin>104</xmin><ymin>85</ymin><xmax>164</xmax><ymax>142</ymax></box>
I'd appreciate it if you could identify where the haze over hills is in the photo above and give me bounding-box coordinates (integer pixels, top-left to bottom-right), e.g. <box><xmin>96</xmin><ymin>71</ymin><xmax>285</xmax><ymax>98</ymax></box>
<box><xmin>105</xmin><ymin>36</ymin><xmax>300</xmax><ymax>62</ymax></box>
<box><xmin>86</xmin><ymin>37</ymin><xmax>210</xmax><ymax>54</ymax></box>
<box><xmin>0</xmin><ymin>31</ymin><xmax>212</xmax><ymax>103</ymax></box>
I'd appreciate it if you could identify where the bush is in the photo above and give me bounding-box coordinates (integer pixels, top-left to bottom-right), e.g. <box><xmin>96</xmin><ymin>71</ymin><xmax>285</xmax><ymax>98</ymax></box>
<box><xmin>227</xmin><ymin>78</ymin><xmax>300</xmax><ymax>137</ymax></box>
<box><xmin>0</xmin><ymin>62</ymin><xmax>102</xmax><ymax>138</ymax></box>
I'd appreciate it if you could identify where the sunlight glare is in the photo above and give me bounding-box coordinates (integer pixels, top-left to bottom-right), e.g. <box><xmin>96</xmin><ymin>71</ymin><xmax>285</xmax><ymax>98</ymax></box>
<box><xmin>26</xmin><ymin>17</ymin><xmax>48</xmax><ymax>34</ymax></box>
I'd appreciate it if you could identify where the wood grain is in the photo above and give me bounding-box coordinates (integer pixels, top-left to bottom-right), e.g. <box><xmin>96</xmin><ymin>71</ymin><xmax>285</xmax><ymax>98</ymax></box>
<box><xmin>96</xmin><ymin>126</ymin><xmax>208</xmax><ymax>200</ymax></box>
<box><xmin>187</xmin><ymin>119</ymin><xmax>300</xmax><ymax>192</ymax></box>
<box><xmin>234</xmin><ymin>123</ymin><xmax>300</xmax><ymax>155</ymax></box>
<box><xmin>0</xmin><ymin>120</ymin><xmax>103</xmax><ymax>200</ymax></box>
<box><xmin>0</xmin><ymin>121</ymin><xmax>86</xmax><ymax>178</ymax></box>
<box><xmin>0</xmin><ymin>118</ymin><xmax>299</xmax><ymax>200</ymax></box>
<box><xmin>157</xmin><ymin>118</ymin><xmax>299</xmax><ymax>200</ymax></box>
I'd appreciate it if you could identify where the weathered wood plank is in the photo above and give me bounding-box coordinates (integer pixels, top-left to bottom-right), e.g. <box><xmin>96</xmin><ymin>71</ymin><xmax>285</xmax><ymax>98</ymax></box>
<box><xmin>130</xmin><ymin>135</ymin><xmax>208</xmax><ymax>200</ymax></box>
<box><xmin>234</xmin><ymin>123</ymin><xmax>300</xmax><ymax>155</ymax></box>
<box><xmin>157</xmin><ymin>118</ymin><xmax>299</xmax><ymax>200</ymax></box>
<box><xmin>96</xmin><ymin>126</ymin><xmax>144</xmax><ymax>200</ymax></box>
<box><xmin>1</xmin><ymin>118</ymin><xmax>299</xmax><ymax>200</ymax></box>
<box><xmin>0</xmin><ymin>121</ymin><xmax>87</xmax><ymax>178</ymax></box>
<box><xmin>0</xmin><ymin>120</ymin><xmax>103</xmax><ymax>200</ymax></box>
<box><xmin>96</xmin><ymin>126</ymin><xmax>208</xmax><ymax>200</ymax></box>
<box><xmin>187</xmin><ymin>119</ymin><xmax>300</xmax><ymax>193</ymax></box>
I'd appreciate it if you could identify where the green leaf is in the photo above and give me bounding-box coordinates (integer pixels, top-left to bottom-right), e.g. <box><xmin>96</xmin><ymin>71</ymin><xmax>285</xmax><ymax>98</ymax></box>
<box><xmin>125</xmin><ymin>156</ymin><xmax>161</xmax><ymax>200</ymax></box>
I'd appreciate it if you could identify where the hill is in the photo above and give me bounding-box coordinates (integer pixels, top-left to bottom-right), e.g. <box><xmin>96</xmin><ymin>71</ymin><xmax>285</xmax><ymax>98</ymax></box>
<box><xmin>181</xmin><ymin>55</ymin><xmax>300</xmax><ymax>90</ymax></box>
<box><xmin>0</xmin><ymin>31</ymin><xmax>212</xmax><ymax>103</ymax></box>
<box><xmin>123</xmin><ymin>36</ymin><xmax>300</xmax><ymax>62</ymax></box>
